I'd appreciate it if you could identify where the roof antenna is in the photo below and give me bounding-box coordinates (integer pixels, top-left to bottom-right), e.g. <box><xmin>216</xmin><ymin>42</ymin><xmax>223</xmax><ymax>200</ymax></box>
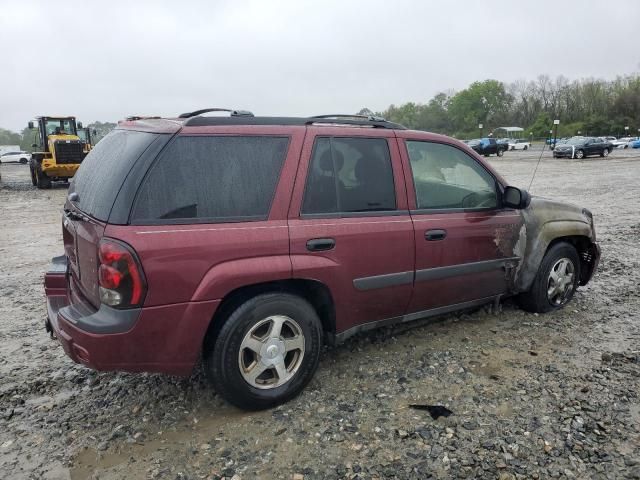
<box><xmin>528</xmin><ymin>122</ymin><xmax>556</xmax><ymax>192</ymax></box>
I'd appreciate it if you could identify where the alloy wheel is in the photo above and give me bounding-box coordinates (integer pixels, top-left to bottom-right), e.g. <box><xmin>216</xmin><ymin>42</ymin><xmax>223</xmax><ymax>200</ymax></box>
<box><xmin>547</xmin><ymin>258</ymin><xmax>575</xmax><ymax>306</ymax></box>
<box><xmin>238</xmin><ymin>315</ymin><xmax>305</xmax><ymax>389</ymax></box>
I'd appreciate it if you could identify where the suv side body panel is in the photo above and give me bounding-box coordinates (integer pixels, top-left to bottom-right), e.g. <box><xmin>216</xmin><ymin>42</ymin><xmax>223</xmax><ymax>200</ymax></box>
<box><xmin>288</xmin><ymin>127</ymin><xmax>415</xmax><ymax>333</ymax></box>
<box><xmin>397</xmin><ymin>131</ymin><xmax>524</xmax><ymax>312</ymax></box>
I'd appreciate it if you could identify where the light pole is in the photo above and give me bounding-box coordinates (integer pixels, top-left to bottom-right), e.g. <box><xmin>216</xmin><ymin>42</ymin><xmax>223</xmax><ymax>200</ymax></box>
<box><xmin>553</xmin><ymin>119</ymin><xmax>560</xmax><ymax>147</ymax></box>
<box><xmin>529</xmin><ymin>131</ymin><xmax>533</xmax><ymax>145</ymax></box>
<box><xmin>478</xmin><ymin>123</ymin><xmax>483</xmax><ymax>138</ymax></box>
<box><xmin>625</xmin><ymin>126</ymin><xmax>629</xmax><ymax>138</ymax></box>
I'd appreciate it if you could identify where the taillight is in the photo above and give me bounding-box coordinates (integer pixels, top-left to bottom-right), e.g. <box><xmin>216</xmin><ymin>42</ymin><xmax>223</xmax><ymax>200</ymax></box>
<box><xmin>98</xmin><ymin>238</ymin><xmax>147</xmax><ymax>308</ymax></box>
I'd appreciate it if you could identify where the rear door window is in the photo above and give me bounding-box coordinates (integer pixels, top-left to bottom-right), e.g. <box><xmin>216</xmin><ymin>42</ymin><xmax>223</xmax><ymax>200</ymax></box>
<box><xmin>70</xmin><ymin>129</ymin><xmax>162</xmax><ymax>221</ymax></box>
<box><xmin>131</xmin><ymin>136</ymin><xmax>289</xmax><ymax>224</ymax></box>
<box><xmin>301</xmin><ymin>137</ymin><xmax>396</xmax><ymax>215</ymax></box>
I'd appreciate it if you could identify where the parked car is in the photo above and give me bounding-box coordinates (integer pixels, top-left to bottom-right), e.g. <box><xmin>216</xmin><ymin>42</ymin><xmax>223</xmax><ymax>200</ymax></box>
<box><xmin>469</xmin><ymin>137</ymin><xmax>508</xmax><ymax>157</ymax></box>
<box><xmin>611</xmin><ymin>137</ymin><xmax>636</xmax><ymax>149</ymax></box>
<box><xmin>553</xmin><ymin>137</ymin><xmax>613</xmax><ymax>159</ymax></box>
<box><xmin>508</xmin><ymin>139</ymin><xmax>531</xmax><ymax>151</ymax></box>
<box><xmin>43</xmin><ymin>110</ymin><xmax>600</xmax><ymax>409</ymax></box>
<box><xmin>549</xmin><ymin>137</ymin><xmax>570</xmax><ymax>150</ymax></box>
<box><xmin>631</xmin><ymin>139</ymin><xmax>640</xmax><ymax>148</ymax></box>
<box><xmin>0</xmin><ymin>151</ymin><xmax>31</xmax><ymax>164</ymax></box>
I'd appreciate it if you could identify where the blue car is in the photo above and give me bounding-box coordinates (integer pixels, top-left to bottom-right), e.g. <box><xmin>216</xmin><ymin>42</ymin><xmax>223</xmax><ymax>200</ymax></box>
<box><xmin>631</xmin><ymin>139</ymin><xmax>640</xmax><ymax>149</ymax></box>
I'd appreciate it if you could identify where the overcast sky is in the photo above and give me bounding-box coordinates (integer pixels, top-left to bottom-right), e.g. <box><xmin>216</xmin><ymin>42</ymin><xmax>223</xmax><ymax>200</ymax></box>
<box><xmin>1</xmin><ymin>0</ymin><xmax>638</xmax><ymax>132</ymax></box>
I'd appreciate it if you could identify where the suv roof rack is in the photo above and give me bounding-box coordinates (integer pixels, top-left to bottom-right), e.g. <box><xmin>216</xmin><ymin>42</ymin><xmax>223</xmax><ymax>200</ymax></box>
<box><xmin>182</xmin><ymin>115</ymin><xmax>406</xmax><ymax>129</ymax></box>
<box><xmin>310</xmin><ymin>113</ymin><xmax>388</xmax><ymax>123</ymax></box>
<box><xmin>178</xmin><ymin>108</ymin><xmax>255</xmax><ymax>119</ymax></box>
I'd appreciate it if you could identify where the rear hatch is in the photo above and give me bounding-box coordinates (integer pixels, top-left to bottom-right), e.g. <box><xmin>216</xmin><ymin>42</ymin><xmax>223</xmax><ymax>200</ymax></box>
<box><xmin>63</xmin><ymin>129</ymin><xmax>169</xmax><ymax>307</ymax></box>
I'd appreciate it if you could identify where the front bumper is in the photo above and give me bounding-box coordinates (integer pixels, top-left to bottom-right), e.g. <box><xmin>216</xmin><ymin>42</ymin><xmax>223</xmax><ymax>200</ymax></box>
<box><xmin>44</xmin><ymin>256</ymin><xmax>219</xmax><ymax>376</ymax></box>
<box><xmin>580</xmin><ymin>242</ymin><xmax>601</xmax><ymax>286</ymax></box>
<box><xmin>41</xmin><ymin>163</ymin><xmax>79</xmax><ymax>178</ymax></box>
<box><xmin>553</xmin><ymin>148</ymin><xmax>573</xmax><ymax>157</ymax></box>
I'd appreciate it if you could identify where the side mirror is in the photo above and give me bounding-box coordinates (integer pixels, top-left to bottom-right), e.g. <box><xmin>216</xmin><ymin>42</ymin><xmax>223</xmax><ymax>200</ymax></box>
<box><xmin>31</xmin><ymin>143</ymin><xmax>38</xmax><ymax>148</ymax></box>
<box><xmin>28</xmin><ymin>121</ymin><xmax>34</xmax><ymax>129</ymax></box>
<box><xmin>77</xmin><ymin>122</ymin><xmax>83</xmax><ymax>129</ymax></box>
<box><xmin>503</xmin><ymin>186</ymin><xmax>531</xmax><ymax>209</ymax></box>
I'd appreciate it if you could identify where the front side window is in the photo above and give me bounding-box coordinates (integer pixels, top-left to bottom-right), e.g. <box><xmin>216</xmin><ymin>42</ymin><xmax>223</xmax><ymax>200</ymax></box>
<box><xmin>407</xmin><ymin>141</ymin><xmax>498</xmax><ymax>210</ymax></box>
<box><xmin>132</xmin><ymin>136</ymin><xmax>289</xmax><ymax>223</ymax></box>
<box><xmin>301</xmin><ymin>137</ymin><xmax>396</xmax><ymax>215</ymax></box>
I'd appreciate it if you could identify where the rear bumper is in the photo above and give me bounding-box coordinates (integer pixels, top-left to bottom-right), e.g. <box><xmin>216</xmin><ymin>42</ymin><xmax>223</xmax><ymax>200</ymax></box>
<box><xmin>41</xmin><ymin>163</ymin><xmax>79</xmax><ymax>178</ymax></box>
<box><xmin>44</xmin><ymin>256</ymin><xmax>219</xmax><ymax>376</ymax></box>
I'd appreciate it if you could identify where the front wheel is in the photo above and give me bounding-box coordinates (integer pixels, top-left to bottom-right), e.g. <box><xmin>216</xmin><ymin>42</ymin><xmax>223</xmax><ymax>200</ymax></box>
<box><xmin>518</xmin><ymin>242</ymin><xmax>580</xmax><ymax>313</ymax></box>
<box><xmin>601</xmin><ymin>148</ymin><xmax>609</xmax><ymax>157</ymax></box>
<box><xmin>35</xmin><ymin>166</ymin><xmax>51</xmax><ymax>189</ymax></box>
<box><xmin>575</xmin><ymin>149</ymin><xmax>585</xmax><ymax>159</ymax></box>
<box><xmin>204</xmin><ymin>293</ymin><xmax>322</xmax><ymax>410</ymax></box>
<box><xmin>29</xmin><ymin>165</ymin><xmax>37</xmax><ymax>186</ymax></box>
<box><xmin>524</xmin><ymin>145</ymin><xmax>528</xmax><ymax>150</ymax></box>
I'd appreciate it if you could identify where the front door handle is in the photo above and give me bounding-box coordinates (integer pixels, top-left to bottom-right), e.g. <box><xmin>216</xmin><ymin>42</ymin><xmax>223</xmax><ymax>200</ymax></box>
<box><xmin>306</xmin><ymin>238</ymin><xmax>336</xmax><ymax>252</ymax></box>
<box><xmin>425</xmin><ymin>229</ymin><xmax>447</xmax><ymax>241</ymax></box>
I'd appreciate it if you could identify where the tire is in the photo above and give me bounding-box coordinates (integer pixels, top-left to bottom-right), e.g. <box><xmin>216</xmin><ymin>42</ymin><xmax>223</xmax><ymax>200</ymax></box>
<box><xmin>19</xmin><ymin>158</ymin><xmax>28</xmax><ymax>164</ymax></box>
<box><xmin>524</xmin><ymin>145</ymin><xmax>528</xmax><ymax>150</ymax></box>
<box><xmin>601</xmin><ymin>148</ymin><xmax>609</xmax><ymax>157</ymax></box>
<box><xmin>497</xmin><ymin>149</ymin><xmax>504</xmax><ymax>157</ymax></box>
<box><xmin>29</xmin><ymin>165</ymin><xmax>37</xmax><ymax>186</ymax></box>
<box><xmin>575</xmin><ymin>149</ymin><xmax>584</xmax><ymax>159</ymax></box>
<box><xmin>204</xmin><ymin>293</ymin><xmax>323</xmax><ymax>410</ymax></box>
<box><xmin>518</xmin><ymin>242</ymin><xmax>580</xmax><ymax>314</ymax></box>
<box><xmin>35</xmin><ymin>165</ymin><xmax>51</xmax><ymax>189</ymax></box>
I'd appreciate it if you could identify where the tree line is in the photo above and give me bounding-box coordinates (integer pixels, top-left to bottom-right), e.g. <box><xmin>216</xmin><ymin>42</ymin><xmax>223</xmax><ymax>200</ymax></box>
<box><xmin>361</xmin><ymin>74</ymin><xmax>640</xmax><ymax>140</ymax></box>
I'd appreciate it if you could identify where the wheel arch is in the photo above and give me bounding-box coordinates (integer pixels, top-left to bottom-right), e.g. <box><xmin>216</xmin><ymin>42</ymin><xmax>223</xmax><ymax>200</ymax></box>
<box><xmin>202</xmin><ymin>278</ymin><xmax>336</xmax><ymax>355</ymax></box>
<box><xmin>516</xmin><ymin>218</ymin><xmax>595</xmax><ymax>292</ymax></box>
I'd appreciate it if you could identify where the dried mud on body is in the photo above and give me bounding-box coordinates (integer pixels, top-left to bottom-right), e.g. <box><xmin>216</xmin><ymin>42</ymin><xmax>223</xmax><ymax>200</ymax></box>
<box><xmin>1</xmin><ymin>150</ymin><xmax>639</xmax><ymax>480</ymax></box>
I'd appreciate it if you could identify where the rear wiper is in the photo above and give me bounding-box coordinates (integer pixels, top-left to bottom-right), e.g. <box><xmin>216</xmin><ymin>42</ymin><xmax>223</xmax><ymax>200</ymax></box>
<box><xmin>64</xmin><ymin>209</ymin><xmax>84</xmax><ymax>222</ymax></box>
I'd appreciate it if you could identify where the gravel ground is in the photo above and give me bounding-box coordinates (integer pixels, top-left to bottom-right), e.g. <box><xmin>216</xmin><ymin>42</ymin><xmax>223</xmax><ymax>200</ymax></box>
<box><xmin>1</xmin><ymin>148</ymin><xmax>639</xmax><ymax>480</ymax></box>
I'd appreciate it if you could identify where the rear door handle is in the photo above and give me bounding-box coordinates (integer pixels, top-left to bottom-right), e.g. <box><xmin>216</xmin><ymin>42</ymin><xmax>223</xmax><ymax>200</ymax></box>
<box><xmin>425</xmin><ymin>229</ymin><xmax>447</xmax><ymax>241</ymax></box>
<box><xmin>306</xmin><ymin>238</ymin><xmax>335</xmax><ymax>252</ymax></box>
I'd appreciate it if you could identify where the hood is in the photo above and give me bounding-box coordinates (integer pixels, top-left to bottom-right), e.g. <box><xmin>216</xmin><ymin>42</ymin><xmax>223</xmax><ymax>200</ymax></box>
<box><xmin>526</xmin><ymin>196</ymin><xmax>591</xmax><ymax>225</ymax></box>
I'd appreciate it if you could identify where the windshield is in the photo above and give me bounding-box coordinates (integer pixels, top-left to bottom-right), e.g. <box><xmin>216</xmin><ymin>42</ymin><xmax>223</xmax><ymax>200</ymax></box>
<box><xmin>45</xmin><ymin>118</ymin><xmax>76</xmax><ymax>136</ymax></box>
<box><xmin>77</xmin><ymin>129</ymin><xmax>88</xmax><ymax>142</ymax></box>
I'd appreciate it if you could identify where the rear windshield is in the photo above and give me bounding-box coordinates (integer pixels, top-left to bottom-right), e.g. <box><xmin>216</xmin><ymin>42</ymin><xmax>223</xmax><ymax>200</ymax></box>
<box><xmin>70</xmin><ymin>130</ymin><xmax>160</xmax><ymax>221</ymax></box>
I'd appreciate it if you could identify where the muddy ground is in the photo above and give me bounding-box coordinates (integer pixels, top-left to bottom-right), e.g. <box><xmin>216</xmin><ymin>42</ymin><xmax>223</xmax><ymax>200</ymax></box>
<box><xmin>1</xmin><ymin>148</ymin><xmax>639</xmax><ymax>480</ymax></box>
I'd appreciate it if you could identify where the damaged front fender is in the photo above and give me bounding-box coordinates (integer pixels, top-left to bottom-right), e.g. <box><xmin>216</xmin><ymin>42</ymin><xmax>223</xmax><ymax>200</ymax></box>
<box><xmin>512</xmin><ymin>196</ymin><xmax>597</xmax><ymax>293</ymax></box>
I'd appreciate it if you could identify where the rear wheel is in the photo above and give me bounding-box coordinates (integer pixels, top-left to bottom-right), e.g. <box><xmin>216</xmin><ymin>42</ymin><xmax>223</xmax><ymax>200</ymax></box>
<box><xmin>19</xmin><ymin>158</ymin><xmax>28</xmax><ymax>164</ymax></box>
<box><xmin>518</xmin><ymin>242</ymin><xmax>580</xmax><ymax>313</ymax></box>
<box><xmin>497</xmin><ymin>149</ymin><xmax>504</xmax><ymax>157</ymax></box>
<box><xmin>204</xmin><ymin>293</ymin><xmax>323</xmax><ymax>410</ymax></box>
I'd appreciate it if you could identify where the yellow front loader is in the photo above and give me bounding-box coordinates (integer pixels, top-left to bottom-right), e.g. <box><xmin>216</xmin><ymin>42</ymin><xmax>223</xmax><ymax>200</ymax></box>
<box><xmin>28</xmin><ymin>116</ymin><xmax>87</xmax><ymax>189</ymax></box>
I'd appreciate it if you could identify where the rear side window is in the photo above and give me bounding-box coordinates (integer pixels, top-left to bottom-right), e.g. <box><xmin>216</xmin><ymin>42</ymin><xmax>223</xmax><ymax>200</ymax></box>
<box><xmin>71</xmin><ymin>130</ymin><xmax>160</xmax><ymax>221</ymax></box>
<box><xmin>132</xmin><ymin>136</ymin><xmax>289</xmax><ymax>224</ymax></box>
<box><xmin>301</xmin><ymin>137</ymin><xmax>396</xmax><ymax>215</ymax></box>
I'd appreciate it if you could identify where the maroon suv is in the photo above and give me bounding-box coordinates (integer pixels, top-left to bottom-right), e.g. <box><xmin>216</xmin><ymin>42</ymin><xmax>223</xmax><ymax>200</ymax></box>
<box><xmin>44</xmin><ymin>110</ymin><xmax>600</xmax><ymax>409</ymax></box>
